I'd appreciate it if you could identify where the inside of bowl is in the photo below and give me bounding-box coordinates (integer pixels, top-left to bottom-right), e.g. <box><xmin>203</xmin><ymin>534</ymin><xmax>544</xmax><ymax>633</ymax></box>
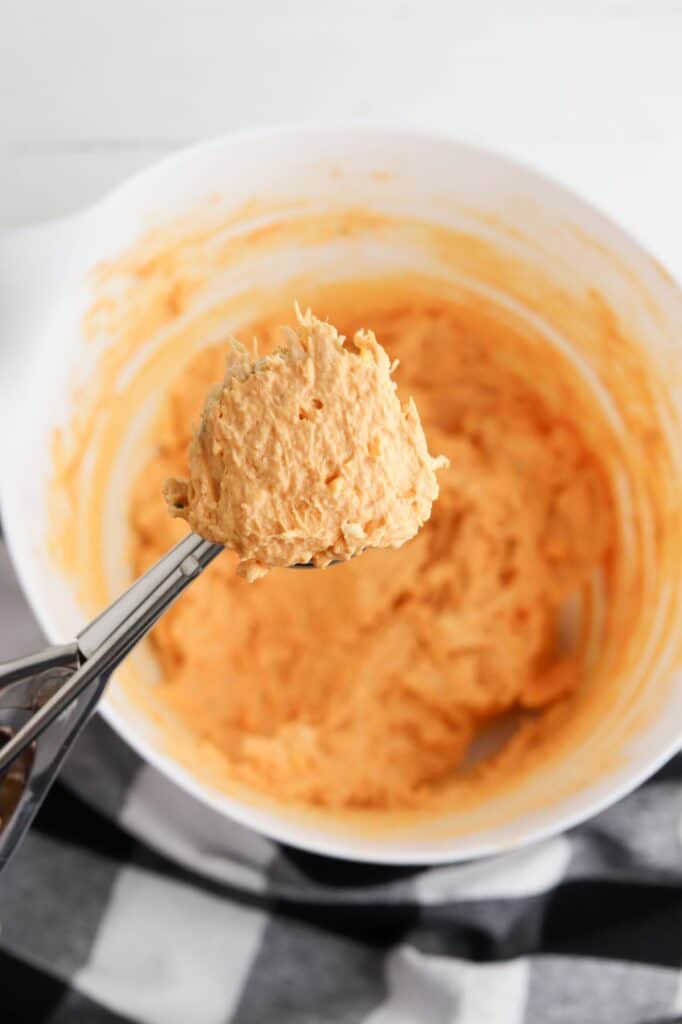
<box><xmin>10</xmin><ymin>133</ymin><xmax>682</xmax><ymax>861</ymax></box>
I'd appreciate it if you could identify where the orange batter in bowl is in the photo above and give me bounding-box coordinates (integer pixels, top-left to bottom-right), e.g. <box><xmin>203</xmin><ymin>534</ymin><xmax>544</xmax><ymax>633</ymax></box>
<box><xmin>130</xmin><ymin>294</ymin><xmax>614</xmax><ymax>811</ymax></box>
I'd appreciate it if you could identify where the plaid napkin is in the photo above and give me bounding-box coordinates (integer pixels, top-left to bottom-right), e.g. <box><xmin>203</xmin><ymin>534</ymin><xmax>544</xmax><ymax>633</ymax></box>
<box><xmin>1</xmin><ymin>537</ymin><xmax>681</xmax><ymax>1024</ymax></box>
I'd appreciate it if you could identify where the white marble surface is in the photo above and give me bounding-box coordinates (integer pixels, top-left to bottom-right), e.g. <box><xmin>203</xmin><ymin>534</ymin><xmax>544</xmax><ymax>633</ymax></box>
<box><xmin>2</xmin><ymin>0</ymin><xmax>682</xmax><ymax>276</ymax></box>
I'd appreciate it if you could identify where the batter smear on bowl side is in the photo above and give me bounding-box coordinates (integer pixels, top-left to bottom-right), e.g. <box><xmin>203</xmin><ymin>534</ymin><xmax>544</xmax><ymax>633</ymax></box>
<box><xmin>164</xmin><ymin>307</ymin><xmax>447</xmax><ymax>580</ymax></box>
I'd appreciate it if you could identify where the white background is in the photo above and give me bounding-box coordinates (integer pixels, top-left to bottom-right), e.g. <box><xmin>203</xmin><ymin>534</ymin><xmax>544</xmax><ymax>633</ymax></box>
<box><xmin>1</xmin><ymin>0</ymin><xmax>681</xmax><ymax>273</ymax></box>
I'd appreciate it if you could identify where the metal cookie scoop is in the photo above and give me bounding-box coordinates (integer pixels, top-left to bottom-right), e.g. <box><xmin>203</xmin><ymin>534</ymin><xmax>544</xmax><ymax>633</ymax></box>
<box><xmin>0</xmin><ymin>534</ymin><xmax>328</xmax><ymax>869</ymax></box>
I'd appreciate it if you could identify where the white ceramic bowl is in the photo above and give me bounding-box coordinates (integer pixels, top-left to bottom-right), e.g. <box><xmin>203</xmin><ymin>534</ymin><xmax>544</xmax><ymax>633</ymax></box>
<box><xmin>1</xmin><ymin>125</ymin><xmax>681</xmax><ymax>864</ymax></box>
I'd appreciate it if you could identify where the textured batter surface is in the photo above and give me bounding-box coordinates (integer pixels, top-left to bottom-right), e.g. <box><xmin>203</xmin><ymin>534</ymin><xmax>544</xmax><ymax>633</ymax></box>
<box><xmin>131</xmin><ymin>297</ymin><xmax>615</xmax><ymax>811</ymax></box>
<box><xmin>164</xmin><ymin>308</ymin><xmax>447</xmax><ymax>580</ymax></box>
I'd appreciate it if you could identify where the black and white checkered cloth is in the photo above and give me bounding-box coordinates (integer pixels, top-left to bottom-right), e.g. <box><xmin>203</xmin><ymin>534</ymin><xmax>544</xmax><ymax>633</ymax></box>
<box><xmin>1</xmin><ymin>539</ymin><xmax>681</xmax><ymax>1024</ymax></box>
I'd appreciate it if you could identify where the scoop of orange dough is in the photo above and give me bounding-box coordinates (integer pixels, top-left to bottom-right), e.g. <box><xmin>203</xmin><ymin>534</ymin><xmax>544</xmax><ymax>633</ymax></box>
<box><xmin>164</xmin><ymin>307</ymin><xmax>447</xmax><ymax>580</ymax></box>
